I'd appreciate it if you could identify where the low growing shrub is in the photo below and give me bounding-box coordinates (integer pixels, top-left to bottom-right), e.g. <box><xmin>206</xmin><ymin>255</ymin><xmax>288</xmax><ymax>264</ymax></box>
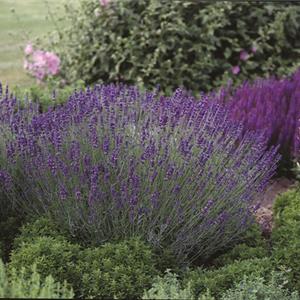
<box><xmin>184</xmin><ymin>257</ymin><xmax>275</xmax><ymax>298</ymax></box>
<box><xmin>9</xmin><ymin>236</ymin><xmax>81</xmax><ymax>292</ymax></box>
<box><xmin>0</xmin><ymin>85</ymin><xmax>279</xmax><ymax>264</ymax></box>
<box><xmin>42</xmin><ymin>1</ymin><xmax>300</xmax><ymax>93</ymax></box>
<box><xmin>273</xmin><ymin>188</ymin><xmax>300</xmax><ymax>227</ymax></box>
<box><xmin>143</xmin><ymin>270</ymin><xmax>214</xmax><ymax>300</ymax></box>
<box><xmin>13</xmin><ymin>216</ymin><xmax>67</xmax><ymax>249</ymax></box>
<box><xmin>220</xmin><ymin>271</ymin><xmax>299</xmax><ymax>300</ymax></box>
<box><xmin>213</xmin><ymin>224</ymin><xmax>269</xmax><ymax>267</ymax></box>
<box><xmin>0</xmin><ymin>259</ymin><xmax>74</xmax><ymax>298</ymax></box>
<box><xmin>78</xmin><ymin>238</ymin><xmax>159</xmax><ymax>299</ymax></box>
<box><xmin>272</xmin><ymin>188</ymin><xmax>300</xmax><ymax>291</ymax></box>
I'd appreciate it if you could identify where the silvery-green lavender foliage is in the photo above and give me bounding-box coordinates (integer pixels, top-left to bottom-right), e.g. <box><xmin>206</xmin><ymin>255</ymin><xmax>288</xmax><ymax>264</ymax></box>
<box><xmin>142</xmin><ymin>270</ymin><xmax>214</xmax><ymax>300</ymax></box>
<box><xmin>0</xmin><ymin>259</ymin><xmax>73</xmax><ymax>298</ymax></box>
<box><xmin>220</xmin><ymin>272</ymin><xmax>299</xmax><ymax>300</ymax></box>
<box><xmin>0</xmin><ymin>84</ymin><xmax>279</xmax><ymax>263</ymax></box>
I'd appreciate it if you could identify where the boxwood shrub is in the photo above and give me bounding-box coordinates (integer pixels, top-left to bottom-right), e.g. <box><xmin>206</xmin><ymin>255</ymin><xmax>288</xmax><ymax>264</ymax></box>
<box><xmin>184</xmin><ymin>257</ymin><xmax>275</xmax><ymax>299</ymax></box>
<box><xmin>8</xmin><ymin>236</ymin><xmax>82</xmax><ymax>293</ymax></box>
<box><xmin>78</xmin><ymin>238</ymin><xmax>159</xmax><ymax>299</ymax></box>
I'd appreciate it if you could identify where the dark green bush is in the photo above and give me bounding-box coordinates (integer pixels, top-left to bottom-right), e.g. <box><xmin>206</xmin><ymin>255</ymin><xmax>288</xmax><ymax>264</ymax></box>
<box><xmin>45</xmin><ymin>0</ymin><xmax>300</xmax><ymax>94</ymax></box>
<box><xmin>9</xmin><ymin>236</ymin><xmax>82</xmax><ymax>292</ymax></box>
<box><xmin>213</xmin><ymin>224</ymin><xmax>269</xmax><ymax>267</ymax></box>
<box><xmin>0</xmin><ymin>216</ymin><xmax>23</xmax><ymax>263</ymax></box>
<box><xmin>184</xmin><ymin>258</ymin><xmax>275</xmax><ymax>299</ymax></box>
<box><xmin>272</xmin><ymin>188</ymin><xmax>300</xmax><ymax>291</ymax></box>
<box><xmin>78</xmin><ymin>238</ymin><xmax>159</xmax><ymax>299</ymax></box>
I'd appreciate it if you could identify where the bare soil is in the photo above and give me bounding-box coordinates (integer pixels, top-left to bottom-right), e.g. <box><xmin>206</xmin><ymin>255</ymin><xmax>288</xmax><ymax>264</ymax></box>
<box><xmin>255</xmin><ymin>177</ymin><xmax>297</xmax><ymax>235</ymax></box>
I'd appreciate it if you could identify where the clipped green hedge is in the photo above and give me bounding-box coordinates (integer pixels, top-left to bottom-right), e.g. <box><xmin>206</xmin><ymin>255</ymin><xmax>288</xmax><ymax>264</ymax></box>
<box><xmin>9</xmin><ymin>236</ymin><xmax>82</xmax><ymax>292</ymax></box>
<box><xmin>78</xmin><ymin>238</ymin><xmax>159</xmax><ymax>299</ymax></box>
<box><xmin>9</xmin><ymin>233</ymin><xmax>159</xmax><ymax>299</ymax></box>
<box><xmin>45</xmin><ymin>0</ymin><xmax>300</xmax><ymax>94</ymax></box>
<box><xmin>13</xmin><ymin>216</ymin><xmax>67</xmax><ymax>250</ymax></box>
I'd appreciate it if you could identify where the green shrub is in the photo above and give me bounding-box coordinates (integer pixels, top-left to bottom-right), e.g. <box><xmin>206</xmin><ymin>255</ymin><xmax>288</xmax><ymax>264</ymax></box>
<box><xmin>78</xmin><ymin>238</ymin><xmax>159</xmax><ymax>299</ymax></box>
<box><xmin>272</xmin><ymin>188</ymin><xmax>300</xmax><ymax>291</ymax></box>
<box><xmin>273</xmin><ymin>242</ymin><xmax>300</xmax><ymax>292</ymax></box>
<box><xmin>220</xmin><ymin>271</ymin><xmax>299</xmax><ymax>300</ymax></box>
<box><xmin>213</xmin><ymin>224</ymin><xmax>269</xmax><ymax>267</ymax></box>
<box><xmin>143</xmin><ymin>270</ymin><xmax>214</xmax><ymax>300</ymax></box>
<box><xmin>45</xmin><ymin>0</ymin><xmax>300</xmax><ymax>94</ymax></box>
<box><xmin>213</xmin><ymin>243</ymin><xmax>269</xmax><ymax>267</ymax></box>
<box><xmin>13</xmin><ymin>216</ymin><xmax>67</xmax><ymax>250</ymax></box>
<box><xmin>12</xmin><ymin>79</ymin><xmax>85</xmax><ymax>112</ymax></box>
<box><xmin>9</xmin><ymin>236</ymin><xmax>81</xmax><ymax>292</ymax></box>
<box><xmin>184</xmin><ymin>258</ymin><xmax>275</xmax><ymax>298</ymax></box>
<box><xmin>0</xmin><ymin>259</ymin><xmax>74</xmax><ymax>298</ymax></box>
<box><xmin>273</xmin><ymin>188</ymin><xmax>300</xmax><ymax>228</ymax></box>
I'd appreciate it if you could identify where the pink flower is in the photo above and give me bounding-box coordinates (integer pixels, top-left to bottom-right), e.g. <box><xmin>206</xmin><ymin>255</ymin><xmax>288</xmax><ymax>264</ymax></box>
<box><xmin>24</xmin><ymin>48</ymin><xmax>60</xmax><ymax>81</ymax></box>
<box><xmin>32</xmin><ymin>50</ymin><xmax>47</xmax><ymax>68</ymax></box>
<box><xmin>231</xmin><ymin>66</ymin><xmax>240</xmax><ymax>75</ymax></box>
<box><xmin>94</xmin><ymin>8</ymin><xmax>101</xmax><ymax>17</ymax></box>
<box><xmin>99</xmin><ymin>0</ymin><xmax>110</xmax><ymax>7</ymax></box>
<box><xmin>34</xmin><ymin>69</ymin><xmax>47</xmax><ymax>81</ymax></box>
<box><xmin>239</xmin><ymin>50</ymin><xmax>249</xmax><ymax>61</ymax></box>
<box><xmin>251</xmin><ymin>46</ymin><xmax>258</xmax><ymax>53</ymax></box>
<box><xmin>24</xmin><ymin>43</ymin><xmax>33</xmax><ymax>55</ymax></box>
<box><xmin>44</xmin><ymin>52</ymin><xmax>60</xmax><ymax>75</ymax></box>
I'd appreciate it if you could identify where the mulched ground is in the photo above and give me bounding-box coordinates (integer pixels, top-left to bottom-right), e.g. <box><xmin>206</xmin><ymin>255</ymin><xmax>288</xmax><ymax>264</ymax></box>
<box><xmin>255</xmin><ymin>177</ymin><xmax>297</xmax><ymax>235</ymax></box>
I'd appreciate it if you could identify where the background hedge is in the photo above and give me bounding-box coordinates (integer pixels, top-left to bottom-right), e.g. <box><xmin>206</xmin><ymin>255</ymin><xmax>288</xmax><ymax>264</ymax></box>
<box><xmin>46</xmin><ymin>0</ymin><xmax>300</xmax><ymax>94</ymax></box>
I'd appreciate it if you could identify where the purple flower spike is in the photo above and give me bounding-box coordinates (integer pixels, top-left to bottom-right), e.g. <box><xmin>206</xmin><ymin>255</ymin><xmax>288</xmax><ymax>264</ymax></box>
<box><xmin>231</xmin><ymin>65</ymin><xmax>240</xmax><ymax>75</ymax></box>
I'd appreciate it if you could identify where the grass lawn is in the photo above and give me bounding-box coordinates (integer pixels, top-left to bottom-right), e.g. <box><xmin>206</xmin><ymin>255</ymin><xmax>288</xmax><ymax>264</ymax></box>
<box><xmin>0</xmin><ymin>0</ymin><xmax>74</xmax><ymax>87</ymax></box>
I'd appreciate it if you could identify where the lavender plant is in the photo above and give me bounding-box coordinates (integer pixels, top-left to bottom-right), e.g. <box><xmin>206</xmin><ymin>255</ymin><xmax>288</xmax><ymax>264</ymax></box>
<box><xmin>0</xmin><ymin>83</ymin><xmax>279</xmax><ymax>263</ymax></box>
<box><xmin>215</xmin><ymin>69</ymin><xmax>300</xmax><ymax>166</ymax></box>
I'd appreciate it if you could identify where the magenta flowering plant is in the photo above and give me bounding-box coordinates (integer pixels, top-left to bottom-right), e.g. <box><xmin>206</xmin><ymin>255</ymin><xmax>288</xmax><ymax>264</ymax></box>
<box><xmin>216</xmin><ymin>69</ymin><xmax>300</xmax><ymax>169</ymax></box>
<box><xmin>0</xmin><ymin>84</ymin><xmax>279</xmax><ymax>263</ymax></box>
<box><xmin>24</xmin><ymin>44</ymin><xmax>60</xmax><ymax>82</ymax></box>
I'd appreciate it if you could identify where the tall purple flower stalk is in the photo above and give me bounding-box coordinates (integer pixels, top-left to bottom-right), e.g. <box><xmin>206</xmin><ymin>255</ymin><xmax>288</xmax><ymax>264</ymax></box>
<box><xmin>0</xmin><ymin>83</ymin><xmax>279</xmax><ymax>263</ymax></box>
<box><xmin>215</xmin><ymin>69</ymin><xmax>300</xmax><ymax>163</ymax></box>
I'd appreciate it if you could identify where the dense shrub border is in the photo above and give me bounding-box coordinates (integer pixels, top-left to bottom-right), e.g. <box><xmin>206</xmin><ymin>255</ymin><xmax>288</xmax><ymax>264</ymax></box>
<box><xmin>43</xmin><ymin>0</ymin><xmax>300</xmax><ymax>94</ymax></box>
